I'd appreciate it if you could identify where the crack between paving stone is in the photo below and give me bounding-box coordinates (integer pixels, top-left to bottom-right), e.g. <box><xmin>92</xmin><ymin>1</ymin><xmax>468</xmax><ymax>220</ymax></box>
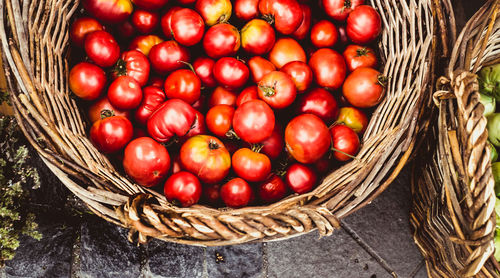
<box><xmin>340</xmin><ymin>221</ymin><xmax>398</xmax><ymax>278</ymax></box>
<box><xmin>262</xmin><ymin>242</ymin><xmax>269</xmax><ymax>278</ymax></box>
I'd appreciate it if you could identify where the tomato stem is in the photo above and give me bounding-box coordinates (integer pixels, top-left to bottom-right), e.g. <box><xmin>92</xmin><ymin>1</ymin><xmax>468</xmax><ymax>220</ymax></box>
<box><xmin>259</xmin><ymin>83</ymin><xmax>276</xmax><ymax>97</ymax></box>
<box><xmin>100</xmin><ymin>109</ymin><xmax>115</xmax><ymax>119</ymax></box>
<box><xmin>251</xmin><ymin>143</ymin><xmax>264</xmax><ymax>153</ymax></box>
<box><xmin>170</xmin><ymin>199</ymin><xmax>182</xmax><ymax>207</ymax></box>
<box><xmin>355</xmin><ymin>47</ymin><xmax>370</xmax><ymax>57</ymax></box>
<box><xmin>209</xmin><ymin>139</ymin><xmax>220</xmax><ymax>150</ymax></box>
<box><xmin>112</xmin><ymin>59</ymin><xmax>127</xmax><ymax>77</ymax></box>
<box><xmin>331</xmin><ymin>146</ymin><xmax>358</xmax><ymax>160</ymax></box>
<box><xmin>177</xmin><ymin>60</ymin><xmax>195</xmax><ymax>73</ymax></box>
<box><xmin>225</xmin><ymin>129</ymin><xmax>240</xmax><ymax>140</ymax></box>
<box><xmin>341</xmin><ymin>0</ymin><xmax>351</xmax><ymax>12</ymax></box>
<box><xmin>377</xmin><ymin>75</ymin><xmax>388</xmax><ymax>88</ymax></box>
<box><xmin>262</xmin><ymin>14</ymin><xmax>275</xmax><ymax>26</ymax></box>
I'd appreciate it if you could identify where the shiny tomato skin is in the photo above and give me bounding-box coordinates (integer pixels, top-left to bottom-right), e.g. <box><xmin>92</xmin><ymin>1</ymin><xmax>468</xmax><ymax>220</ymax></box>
<box><xmin>180</xmin><ymin>135</ymin><xmax>231</xmax><ymax>184</ymax></box>
<box><xmin>112</xmin><ymin>50</ymin><xmax>150</xmax><ymax>87</ymax></box>
<box><xmin>233</xmin><ymin>100</ymin><xmax>275</xmax><ymax>143</ymax></box>
<box><xmin>336</xmin><ymin>107</ymin><xmax>368</xmax><ymax>133</ymax></box>
<box><xmin>206</xmin><ymin>105</ymin><xmax>235</xmax><ymax>137</ymax></box>
<box><xmin>90</xmin><ymin>115</ymin><xmax>133</xmax><ymax>153</ymax></box>
<box><xmin>234</xmin><ymin>0</ymin><xmax>259</xmax><ymax>21</ymax></box>
<box><xmin>258</xmin><ymin>0</ymin><xmax>303</xmax><ymax>35</ymax></box>
<box><xmin>132</xmin><ymin>0</ymin><xmax>169</xmax><ymax>10</ymax></box>
<box><xmin>346</xmin><ymin>5</ymin><xmax>381</xmax><ymax>44</ymax></box>
<box><xmin>343</xmin><ymin>45</ymin><xmax>377</xmax><ymax>72</ymax></box>
<box><xmin>164</xmin><ymin>69</ymin><xmax>201</xmax><ymax>105</ymax></box>
<box><xmin>208</xmin><ymin>87</ymin><xmax>237</xmax><ymax>108</ymax></box>
<box><xmin>213</xmin><ymin>57</ymin><xmax>249</xmax><ymax>89</ymax></box>
<box><xmin>131</xmin><ymin>9</ymin><xmax>159</xmax><ymax>34</ymax></box>
<box><xmin>285</xmin><ymin>114</ymin><xmax>331</xmax><ymax>164</ymax></box>
<box><xmin>285</xmin><ymin>163</ymin><xmax>317</xmax><ymax>194</ymax></box>
<box><xmin>241</xmin><ymin>19</ymin><xmax>275</xmax><ymax>55</ymax></box>
<box><xmin>260</xmin><ymin>126</ymin><xmax>283</xmax><ymax>159</ymax></box>
<box><xmin>337</xmin><ymin>25</ymin><xmax>349</xmax><ymax>45</ymax></box>
<box><xmin>181</xmin><ymin>110</ymin><xmax>207</xmax><ymax>140</ymax></box>
<box><xmin>232</xmin><ymin>148</ymin><xmax>271</xmax><ymax>182</ymax></box>
<box><xmin>147</xmin><ymin>99</ymin><xmax>197</xmax><ymax>142</ymax></box>
<box><xmin>309</xmin><ymin>48</ymin><xmax>346</xmax><ymax>89</ymax></box>
<box><xmin>236</xmin><ymin>86</ymin><xmax>259</xmax><ymax>106</ymax></box>
<box><xmin>258</xmin><ymin>174</ymin><xmax>287</xmax><ymax>203</ymax></box>
<box><xmin>107</xmin><ymin>76</ymin><xmax>143</xmax><ymax>110</ymax></box>
<box><xmin>149</xmin><ymin>40</ymin><xmax>190</xmax><ymax>74</ymax></box>
<box><xmin>195</xmin><ymin>0</ymin><xmax>232</xmax><ymax>26</ymax></box>
<box><xmin>193</xmin><ymin>57</ymin><xmax>217</xmax><ymax>87</ymax></box>
<box><xmin>248</xmin><ymin>56</ymin><xmax>276</xmax><ymax>83</ymax></box>
<box><xmin>310</xmin><ymin>20</ymin><xmax>338</xmax><ymax>48</ymax></box>
<box><xmin>129</xmin><ymin>35</ymin><xmax>164</xmax><ymax>56</ymax></box>
<box><xmin>291</xmin><ymin>4</ymin><xmax>311</xmax><ymax>40</ymax></box>
<box><xmin>69</xmin><ymin>62</ymin><xmax>106</xmax><ymax>100</ymax></box>
<box><xmin>220</xmin><ymin>178</ymin><xmax>253</xmax><ymax>208</ymax></box>
<box><xmin>164</xmin><ymin>171</ymin><xmax>202</xmax><ymax>207</ymax></box>
<box><xmin>70</xmin><ymin>17</ymin><xmax>104</xmax><ymax>47</ymax></box>
<box><xmin>269</xmin><ymin>38</ymin><xmax>306</xmax><ymax>69</ymax></box>
<box><xmin>296</xmin><ymin>88</ymin><xmax>339</xmax><ymax>123</ymax></box>
<box><xmin>203</xmin><ymin>23</ymin><xmax>240</xmax><ymax>59</ymax></box>
<box><xmin>323</xmin><ymin>0</ymin><xmax>364</xmax><ymax>21</ymax></box>
<box><xmin>342</xmin><ymin>67</ymin><xmax>385</xmax><ymax>108</ymax></box>
<box><xmin>123</xmin><ymin>137</ymin><xmax>171</xmax><ymax>187</ymax></box>
<box><xmin>134</xmin><ymin>86</ymin><xmax>166</xmax><ymax>125</ymax></box>
<box><xmin>84</xmin><ymin>30</ymin><xmax>120</xmax><ymax>68</ymax></box>
<box><xmin>330</xmin><ymin>124</ymin><xmax>360</xmax><ymax>161</ymax></box>
<box><xmin>88</xmin><ymin>97</ymin><xmax>131</xmax><ymax>123</ymax></box>
<box><xmin>171</xmin><ymin>8</ymin><xmax>205</xmax><ymax>46</ymax></box>
<box><xmin>160</xmin><ymin>7</ymin><xmax>182</xmax><ymax>39</ymax></box>
<box><xmin>82</xmin><ymin>0</ymin><xmax>133</xmax><ymax>24</ymax></box>
<box><xmin>258</xmin><ymin>71</ymin><xmax>296</xmax><ymax>109</ymax></box>
<box><xmin>280</xmin><ymin>61</ymin><xmax>313</xmax><ymax>93</ymax></box>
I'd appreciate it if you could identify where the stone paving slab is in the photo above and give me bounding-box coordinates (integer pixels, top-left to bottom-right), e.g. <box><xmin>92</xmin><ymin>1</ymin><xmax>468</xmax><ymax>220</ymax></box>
<box><xmin>206</xmin><ymin>243</ymin><xmax>264</xmax><ymax>278</ymax></box>
<box><xmin>146</xmin><ymin>240</ymin><xmax>205</xmax><ymax>278</ymax></box>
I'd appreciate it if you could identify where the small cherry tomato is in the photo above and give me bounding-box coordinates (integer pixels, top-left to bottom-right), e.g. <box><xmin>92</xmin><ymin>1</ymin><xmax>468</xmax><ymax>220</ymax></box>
<box><xmin>241</xmin><ymin>19</ymin><xmax>275</xmax><ymax>55</ymax></box>
<box><xmin>206</xmin><ymin>105</ymin><xmax>235</xmax><ymax>137</ymax></box>
<box><xmin>129</xmin><ymin>35</ymin><xmax>164</xmax><ymax>56</ymax></box>
<box><xmin>203</xmin><ymin>23</ymin><xmax>241</xmax><ymax>59</ymax></box>
<box><xmin>296</xmin><ymin>88</ymin><xmax>339</xmax><ymax>124</ymax></box>
<box><xmin>233</xmin><ymin>99</ymin><xmax>275</xmax><ymax>143</ymax></box>
<box><xmin>83</xmin><ymin>0</ymin><xmax>133</xmax><ymax>24</ymax></box>
<box><xmin>84</xmin><ymin>30</ymin><xmax>120</xmax><ymax>67</ymax></box>
<box><xmin>343</xmin><ymin>45</ymin><xmax>377</xmax><ymax>72</ymax></box>
<box><xmin>260</xmin><ymin>126</ymin><xmax>283</xmax><ymax>159</ymax></box>
<box><xmin>193</xmin><ymin>57</ymin><xmax>217</xmax><ymax>88</ymax></box>
<box><xmin>285</xmin><ymin>114</ymin><xmax>331</xmax><ymax>164</ymax></box>
<box><xmin>107</xmin><ymin>76</ymin><xmax>143</xmax><ymax>110</ymax></box>
<box><xmin>69</xmin><ymin>62</ymin><xmax>106</xmax><ymax>100</ymax></box>
<box><xmin>269</xmin><ymin>38</ymin><xmax>306</xmax><ymax>69</ymax></box>
<box><xmin>285</xmin><ymin>163</ymin><xmax>317</xmax><ymax>194</ymax></box>
<box><xmin>309</xmin><ymin>48</ymin><xmax>346</xmax><ymax>89</ymax></box>
<box><xmin>248</xmin><ymin>56</ymin><xmax>276</xmax><ymax>83</ymax></box>
<box><xmin>258</xmin><ymin>71</ymin><xmax>296</xmax><ymax>109</ymax></box>
<box><xmin>336</xmin><ymin>107</ymin><xmax>368</xmax><ymax>133</ymax></box>
<box><xmin>330</xmin><ymin>124</ymin><xmax>360</xmax><ymax>161</ymax></box>
<box><xmin>234</xmin><ymin>0</ymin><xmax>259</xmax><ymax>21</ymax></box>
<box><xmin>171</xmin><ymin>8</ymin><xmax>205</xmax><ymax>46</ymax></box>
<box><xmin>88</xmin><ymin>97</ymin><xmax>130</xmax><ymax>123</ymax></box>
<box><xmin>195</xmin><ymin>0</ymin><xmax>232</xmax><ymax>26</ymax></box>
<box><xmin>164</xmin><ymin>69</ymin><xmax>201</xmax><ymax>104</ymax></box>
<box><xmin>236</xmin><ymin>86</ymin><xmax>259</xmax><ymax>106</ymax></box>
<box><xmin>112</xmin><ymin>50</ymin><xmax>150</xmax><ymax>87</ymax></box>
<box><xmin>280</xmin><ymin>61</ymin><xmax>313</xmax><ymax>93</ymax></box>
<box><xmin>346</xmin><ymin>5</ymin><xmax>381</xmax><ymax>44</ymax></box>
<box><xmin>134</xmin><ymin>86</ymin><xmax>166</xmax><ymax>125</ymax></box>
<box><xmin>208</xmin><ymin>87</ymin><xmax>237</xmax><ymax>107</ymax></box>
<box><xmin>310</xmin><ymin>20</ymin><xmax>338</xmax><ymax>48</ymax></box>
<box><xmin>232</xmin><ymin>147</ymin><xmax>271</xmax><ymax>182</ymax></box>
<box><xmin>291</xmin><ymin>4</ymin><xmax>311</xmax><ymax>40</ymax></box>
<box><xmin>258</xmin><ymin>174</ymin><xmax>287</xmax><ymax>203</ymax></box>
<box><xmin>131</xmin><ymin>9</ymin><xmax>159</xmax><ymax>34</ymax></box>
<box><xmin>220</xmin><ymin>178</ymin><xmax>253</xmax><ymax>208</ymax></box>
<box><xmin>70</xmin><ymin>17</ymin><xmax>104</xmax><ymax>47</ymax></box>
<box><xmin>342</xmin><ymin>67</ymin><xmax>385</xmax><ymax>108</ymax></box>
<box><xmin>90</xmin><ymin>114</ymin><xmax>133</xmax><ymax>153</ymax></box>
<box><xmin>323</xmin><ymin>0</ymin><xmax>364</xmax><ymax>21</ymax></box>
<box><xmin>213</xmin><ymin>57</ymin><xmax>249</xmax><ymax>89</ymax></box>
<box><xmin>160</xmin><ymin>7</ymin><xmax>182</xmax><ymax>39</ymax></box>
<box><xmin>164</xmin><ymin>171</ymin><xmax>202</xmax><ymax>207</ymax></box>
<box><xmin>149</xmin><ymin>40</ymin><xmax>190</xmax><ymax>74</ymax></box>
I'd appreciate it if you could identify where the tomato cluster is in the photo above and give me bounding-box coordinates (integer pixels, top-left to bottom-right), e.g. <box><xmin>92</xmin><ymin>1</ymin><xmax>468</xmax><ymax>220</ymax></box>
<box><xmin>73</xmin><ymin>0</ymin><xmax>384</xmax><ymax>208</ymax></box>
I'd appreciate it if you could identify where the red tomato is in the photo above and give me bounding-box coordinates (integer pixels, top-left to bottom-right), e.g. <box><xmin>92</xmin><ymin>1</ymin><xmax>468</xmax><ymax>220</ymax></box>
<box><xmin>107</xmin><ymin>76</ymin><xmax>143</xmax><ymax>110</ymax></box>
<box><xmin>346</xmin><ymin>5</ymin><xmax>381</xmax><ymax>44</ymax></box>
<box><xmin>123</xmin><ymin>137</ymin><xmax>171</xmax><ymax>187</ymax></box>
<box><xmin>70</xmin><ymin>17</ymin><xmax>104</xmax><ymax>47</ymax></box>
<box><xmin>248</xmin><ymin>56</ymin><xmax>276</xmax><ymax>83</ymax></box>
<box><xmin>117</xmin><ymin>21</ymin><xmax>136</xmax><ymax>39</ymax></box>
<box><xmin>88</xmin><ymin>97</ymin><xmax>130</xmax><ymax>123</ymax></box>
<box><xmin>337</xmin><ymin>25</ymin><xmax>349</xmax><ymax>45</ymax></box>
<box><xmin>258</xmin><ymin>71</ymin><xmax>296</xmax><ymax>109</ymax></box>
<box><xmin>285</xmin><ymin>114</ymin><xmax>331</xmax><ymax>163</ymax></box>
<box><xmin>90</xmin><ymin>115</ymin><xmax>133</xmax><ymax>153</ymax></box>
<box><xmin>131</xmin><ymin>9</ymin><xmax>159</xmax><ymax>34</ymax></box>
<box><xmin>149</xmin><ymin>40</ymin><xmax>190</xmax><ymax>74</ymax></box>
<box><xmin>203</xmin><ymin>23</ymin><xmax>241</xmax><ymax>58</ymax></box>
<box><xmin>170</xmin><ymin>155</ymin><xmax>183</xmax><ymax>174</ymax></box>
<box><xmin>314</xmin><ymin>156</ymin><xmax>332</xmax><ymax>175</ymax></box>
<box><xmin>84</xmin><ymin>30</ymin><xmax>120</xmax><ymax>68</ymax></box>
<box><xmin>233</xmin><ymin>99</ymin><xmax>275</xmax><ymax>143</ymax></box>
<box><xmin>134</xmin><ymin>86</ymin><xmax>166</xmax><ymax>125</ymax></box>
<box><xmin>296</xmin><ymin>88</ymin><xmax>339</xmax><ymax>123</ymax></box>
<box><xmin>203</xmin><ymin>184</ymin><xmax>222</xmax><ymax>205</ymax></box>
<box><xmin>160</xmin><ymin>7</ymin><xmax>182</xmax><ymax>39</ymax></box>
<box><xmin>258</xmin><ymin>174</ymin><xmax>287</xmax><ymax>203</ymax></box>
<box><xmin>232</xmin><ymin>148</ymin><xmax>271</xmax><ymax>182</ymax></box>
<box><xmin>69</xmin><ymin>62</ymin><xmax>106</xmax><ymax>100</ymax></box>
<box><xmin>234</xmin><ymin>0</ymin><xmax>259</xmax><ymax>21</ymax></box>
<box><xmin>269</xmin><ymin>38</ymin><xmax>306</xmax><ymax>69</ymax></box>
<box><xmin>83</xmin><ymin>0</ymin><xmax>133</xmax><ymax>24</ymax></box>
<box><xmin>258</xmin><ymin>0</ymin><xmax>303</xmax><ymax>35</ymax></box>
<box><xmin>164</xmin><ymin>69</ymin><xmax>201</xmax><ymax>104</ymax></box>
<box><xmin>131</xmin><ymin>0</ymin><xmax>168</xmax><ymax>9</ymax></box>
<box><xmin>342</xmin><ymin>68</ymin><xmax>385</xmax><ymax>108</ymax></box>
<box><xmin>181</xmin><ymin>110</ymin><xmax>207</xmax><ymax>140</ymax></box>
<box><xmin>280</xmin><ymin>61</ymin><xmax>313</xmax><ymax>93</ymax></box>
<box><xmin>336</xmin><ymin>107</ymin><xmax>368</xmax><ymax>133</ymax></box>
<box><xmin>180</xmin><ymin>135</ymin><xmax>231</xmax><ymax>183</ymax></box>
<box><xmin>148</xmin><ymin>76</ymin><xmax>164</xmax><ymax>88</ymax></box>
<box><xmin>260</xmin><ymin>126</ymin><xmax>283</xmax><ymax>159</ymax></box>
<box><xmin>220</xmin><ymin>178</ymin><xmax>253</xmax><ymax>208</ymax></box>
<box><xmin>291</xmin><ymin>4</ymin><xmax>311</xmax><ymax>40</ymax></box>
<box><xmin>310</xmin><ymin>20</ymin><xmax>338</xmax><ymax>48</ymax></box>
<box><xmin>343</xmin><ymin>45</ymin><xmax>377</xmax><ymax>72</ymax></box>
<box><xmin>323</xmin><ymin>0</ymin><xmax>364</xmax><ymax>21</ymax></box>
<box><xmin>285</xmin><ymin>163</ymin><xmax>317</xmax><ymax>194</ymax></box>
<box><xmin>206</xmin><ymin>105</ymin><xmax>235</xmax><ymax>137</ymax></box>
<box><xmin>208</xmin><ymin>87</ymin><xmax>237</xmax><ymax>107</ymax></box>
<box><xmin>147</xmin><ymin>99</ymin><xmax>197</xmax><ymax>142</ymax></box>
<box><xmin>309</xmin><ymin>48</ymin><xmax>346</xmax><ymax>89</ymax></box>
<box><xmin>129</xmin><ymin>35</ymin><xmax>164</xmax><ymax>56</ymax></box>
<box><xmin>213</xmin><ymin>57</ymin><xmax>249</xmax><ymax>89</ymax></box>
<box><xmin>193</xmin><ymin>57</ymin><xmax>217</xmax><ymax>88</ymax></box>
<box><xmin>112</xmin><ymin>50</ymin><xmax>150</xmax><ymax>87</ymax></box>
<box><xmin>330</xmin><ymin>124</ymin><xmax>360</xmax><ymax>161</ymax></box>
<box><xmin>236</xmin><ymin>86</ymin><xmax>259</xmax><ymax>106</ymax></box>
<box><xmin>195</xmin><ymin>0</ymin><xmax>232</xmax><ymax>26</ymax></box>
<box><xmin>241</xmin><ymin>19</ymin><xmax>275</xmax><ymax>55</ymax></box>
<box><xmin>164</xmin><ymin>172</ymin><xmax>202</xmax><ymax>207</ymax></box>
<box><xmin>171</xmin><ymin>8</ymin><xmax>205</xmax><ymax>46</ymax></box>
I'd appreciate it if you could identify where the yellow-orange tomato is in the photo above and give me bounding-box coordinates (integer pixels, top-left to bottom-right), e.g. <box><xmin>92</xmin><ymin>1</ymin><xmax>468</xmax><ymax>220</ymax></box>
<box><xmin>268</xmin><ymin>38</ymin><xmax>306</xmax><ymax>69</ymax></box>
<box><xmin>129</xmin><ymin>35</ymin><xmax>164</xmax><ymax>56</ymax></box>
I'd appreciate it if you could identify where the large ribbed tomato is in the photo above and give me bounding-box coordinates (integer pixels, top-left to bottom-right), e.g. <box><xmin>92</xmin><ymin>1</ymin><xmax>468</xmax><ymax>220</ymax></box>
<box><xmin>134</xmin><ymin>86</ymin><xmax>166</xmax><ymax>125</ymax></box>
<box><xmin>147</xmin><ymin>99</ymin><xmax>198</xmax><ymax>143</ymax></box>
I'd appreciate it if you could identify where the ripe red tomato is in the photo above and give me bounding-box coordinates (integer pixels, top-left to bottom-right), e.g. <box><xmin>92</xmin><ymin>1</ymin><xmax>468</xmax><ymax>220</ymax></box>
<box><xmin>147</xmin><ymin>99</ymin><xmax>197</xmax><ymax>143</ymax></box>
<box><xmin>291</xmin><ymin>4</ymin><xmax>311</xmax><ymax>40</ymax></box>
<box><xmin>208</xmin><ymin>87</ymin><xmax>237</xmax><ymax>107</ymax></box>
<box><xmin>285</xmin><ymin>114</ymin><xmax>331</xmax><ymax>163</ymax></box>
<box><xmin>346</xmin><ymin>5</ymin><xmax>381</xmax><ymax>44</ymax></box>
<box><xmin>213</xmin><ymin>57</ymin><xmax>249</xmax><ymax>89</ymax></box>
<box><xmin>260</xmin><ymin>126</ymin><xmax>283</xmax><ymax>159</ymax></box>
<box><xmin>258</xmin><ymin>71</ymin><xmax>297</xmax><ymax>109</ymax></box>
<box><xmin>180</xmin><ymin>135</ymin><xmax>231</xmax><ymax>183</ymax></box>
<box><xmin>343</xmin><ymin>45</ymin><xmax>377</xmax><ymax>72</ymax></box>
<box><xmin>220</xmin><ymin>178</ymin><xmax>253</xmax><ymax>208</ymax></box>
<box><xmin>193</xmin><ymin>57</ymin><xmax>217</xmax><ymax>88</ymax></box>
<box><xmin>129</xmin><ymin>35</ymin><xmax>163</xmax><ymax>56</ymax></box>
<box><xmin>135</xmin><ymin>86</ymin><xmax>166</xmax><ymax>125</ymax></box>
<box><xmin>164</xmin><ymin>69</ymin><xmax>201</xmax><ymax>104</ymax></box>
<box><xmin>314</xmin><ymin>155</ymin><xmax>332</xmax><ymax>175</ymax></box>
<box><xmin>310</xmin><ymin>20</ymin><xmax>338</xmax><ymax>48</ymax></box>
<box><xmin>131</xmin><ymin>9</ymin><xmax>159</xmax><ymax>34</ymax></box>
<box><xmin>342</xmin><ymin>67</ymin><xmax>385</xmax><ymax>108</ymax></box>
<box><xmin>171</xmin><ymin>8</ymin><xmax>205</xmax><ymax>46</ymax></box>
<box><xmin>84</xmin><ymin>30</ymin><xmax>120</xmax><ymax>68</ymax></box>
<box><xmin>206</xmin><ymin>105</ymin><xmax>235</xmax><ymax>137</ymax></box>
<box><xmin>236</xmin><ymin>86</ymin><xmax>259</xmax><ymax>106</ymax></box>
<box><xmin>233</xmin><ymin>100</ymin><xmax>275</xmax><ymax>143</ymax></box>
<box><xmin>69</xmin><ymin>62</ymin><xmax>106</xmax><ymax>100</ymax></box>
<box><xmin>232</xmin><ymin>148</ymin><xmax>271</xmax><ymax>182</ymax></box>
<box><xmin>123</xmin><ymin>137</ymin><xmax>171</xmax><ymax>187</ymax></box>
<box><xmin>248</xmin><ymin>56</ymin><xmax>276</xmax><ymax>83</ymax></box>
<box><xmin>234</xmin><ymin>0</ymin><xmax>259</xmax><ymax>21</ymax></box>
<box><xmin>160</xmin><ymin>7</ymin><xmax>182</xmax><ymax>39</ymax></box>
<box><xmin>330</xmin><ymin>124</ymin><xmax>360</xmax><ymax>161</ymax></box>
<box><xmin>285</xmin><ymin>163</ymin><xmax>317</xmax><ymax>194</ymax></box>
<box><xmin>88</xmin><ymin>97</ymin><xmax>130</xmax><ymax>123</ymax></box>
<box><xmin>203</xmin><ymin>23</ymin><xmax>241</xmax><ymax>58</ymax></box>
<box><xmin>117</xmin><ymin>21</ymin><xmax>136</xmax><ymax>39</ymax></box>
<box><xmin>337</xmin><ymin>107</ymin><xmax>368</xmax><ymax>133</ymax></box>
<box><xmin>131</xmin><ymin>0</ymin><xmax>168</xmax><ymax>9</ymax></box>
<box><xmin>296</xmin><ymin>88</ymin><xmax>339</xmax><ymax>123</ymax></box>
<box><xmin>90</xmin><ymin>115</ymin><xmax>133</xmax><ymax>153</ymax></box>
<box><xmin>148</xmin><ymin>76</ymin><xmax>164</xmax><ymax>88</ymax></box>
<box><xmin>107</xmin><ymin>76</ymin><xmax>143</xmax><ymax>110</ymax></box>
<box><xmin>181</xmin><ymin>110</ymin><xmax>207</xmax><ymax>140</ymax></box>
<box><xmin>83</xmin><ymin>0</ymin><xmax>133</xmax><ymax>24</ymax></box>
<box><xmin>112</xmin><ymin>50</ymin><xmax>150</xmax><ymax>87</ymax></box>
<box><xmin>70</xmin><ymin>17</ymin><xmax>104</xmax><ymax>47</ymax></box>
<box><xmin>241</xmin><ymin>19</ymin><xmax>275</xmax><ymax>55</ymax></box>
<box><xmin>280</xmin><ymin>61</ymin><xmax>313</xmax><ymax>93</ymax></box>
<box><xmin>323</xmin><ymin>0</ymin><xmax>364</xmax><ymax>21</ymax></box>
<box><xmin>258</xmin><ymin>174</ymin><xmax>287</xmax><ymax>203</ymax></box>
<box><xmin>203</xmin><ymin>184</ymin><xmax>222</xmax><ymax>205</ymax></box>
<box><xmin>195</xmin><ymin>0</ymin><xmax>232</xmax><ymax>26</ymax></box>
<box><xmin>149</xmin><ymin>40</ymin><xmax>190</xmax><ymax>74</ymax></box>
<box><xmin>258</xmin><ymin>0</ymin><xmax>303</xmax><ymax>35</ymax></box>
<box><xmin>309</xmin><ymin>48</ymin><xmax>346</xmax><ymax>89</ymax></box>
<box><xmin>164</xmin><ymin>171</ymin><xmax>202</xmax><ymax>207</ymax></box>
<box><xmin>269</xmin><ymin>38</ymin><xmax>306</xmax><ymax>69</ymax></box>
<box><xmin>337</xmin><ymin>25</ymin><xmax>349</xmax><ymax>45</ymax></box>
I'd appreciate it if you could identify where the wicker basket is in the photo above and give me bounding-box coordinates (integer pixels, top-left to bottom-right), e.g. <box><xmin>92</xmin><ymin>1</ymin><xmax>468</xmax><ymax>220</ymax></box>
<box><xmin>411</xmin><ymin>0</ymin><xmax>500</xmax><ymax>277</ymax></box>
<box><xmin>1</xmin><ymin>0</ymin><xmax>450</xmax><ymax>246</ymax></box>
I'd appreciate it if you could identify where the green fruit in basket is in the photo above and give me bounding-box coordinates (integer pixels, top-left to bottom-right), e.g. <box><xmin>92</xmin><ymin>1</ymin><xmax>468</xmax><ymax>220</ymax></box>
<box><xmin>479</xmin><ymin>93</ymin><xmax>496</xmax><ymax>117</ymax></box>
<box><xmin>490</xmin><ymin>141</ymin><xmax>498</xmax><ymax>163</ymax></box>
<box><xmin>479</xmin><ymin>63</ymin><xmax>500</xmax><ymax>101</ymax></box>
<box><xmin>492</xmin><ymin>162</ymin><xmax>500</xmax><ymax>196</ymax></box>
<box><xmin>487</xmin><ymin>113</ymin><xmax>500</xmax><ymax>147</ymax></box>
